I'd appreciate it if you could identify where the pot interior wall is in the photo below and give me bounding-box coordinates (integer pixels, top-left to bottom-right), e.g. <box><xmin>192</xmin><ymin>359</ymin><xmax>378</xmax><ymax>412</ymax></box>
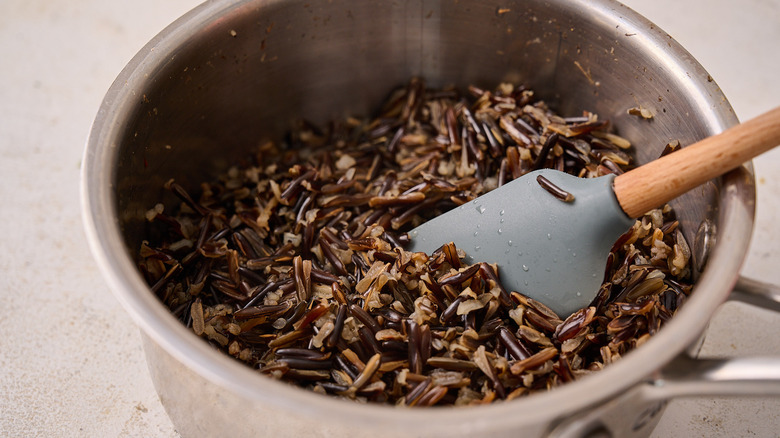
<box><xmin>114</xmin><ymin>0</ymin><xmax>731</xmax><ymax>290</ymax></box>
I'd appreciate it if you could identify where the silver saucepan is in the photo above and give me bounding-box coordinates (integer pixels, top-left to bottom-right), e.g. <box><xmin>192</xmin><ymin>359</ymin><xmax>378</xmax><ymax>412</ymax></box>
<box><xmin>81</xmin><ymin>0</ymin><xmax>780</xmax><ymax>436</ymax></box>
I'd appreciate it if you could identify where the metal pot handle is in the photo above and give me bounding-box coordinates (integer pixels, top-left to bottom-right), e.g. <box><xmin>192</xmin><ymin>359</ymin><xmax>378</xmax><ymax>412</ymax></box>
<box><xmin>728</xmin><ymin>276</ymin><xmax>780</xmax><ymax>313</ymax></box>
<box><xmin>548</xmin><ymin>276</ymin><xmax>780</xmax><ymax>438</ymax></box>
<box><xmin>648</xmin><ymin>275</ymin><xmax>780</xmax><ymax>399</ymax></box>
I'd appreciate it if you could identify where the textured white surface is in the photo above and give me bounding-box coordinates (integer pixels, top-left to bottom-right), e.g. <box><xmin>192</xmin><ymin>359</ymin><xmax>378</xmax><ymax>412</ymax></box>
<box><xmin>0</xmin><ymin>0</ymin><xmax>778</xmax><ymax>437</ymax></box>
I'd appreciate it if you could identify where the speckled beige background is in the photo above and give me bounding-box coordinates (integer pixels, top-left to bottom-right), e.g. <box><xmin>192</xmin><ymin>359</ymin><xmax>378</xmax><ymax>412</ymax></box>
<box><xmin>1</xmin><ymin>0</ymin><xmax>778</xmax><ymax>436</ymax></box>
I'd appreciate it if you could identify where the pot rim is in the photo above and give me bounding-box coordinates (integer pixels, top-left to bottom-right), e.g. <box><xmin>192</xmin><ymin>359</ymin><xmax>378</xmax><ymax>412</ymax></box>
<box><xmin>80</xmin><ymin>0</ymin><xmax>752</xmax><ymax>433</ymax></box>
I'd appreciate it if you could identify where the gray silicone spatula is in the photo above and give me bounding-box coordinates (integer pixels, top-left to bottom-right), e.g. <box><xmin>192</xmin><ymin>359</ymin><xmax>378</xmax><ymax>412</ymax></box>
<box><xmin>407</xmin><ymin>106</ymin><xmax>780</xmax><ymax>317</ymax></box>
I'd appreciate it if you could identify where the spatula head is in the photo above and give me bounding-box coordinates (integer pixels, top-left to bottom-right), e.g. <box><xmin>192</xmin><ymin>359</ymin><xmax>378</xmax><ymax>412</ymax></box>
<box><xmin>407</xmin><ymin>169</ymin><xmax>635</xmax><ymax>317</ymax></box>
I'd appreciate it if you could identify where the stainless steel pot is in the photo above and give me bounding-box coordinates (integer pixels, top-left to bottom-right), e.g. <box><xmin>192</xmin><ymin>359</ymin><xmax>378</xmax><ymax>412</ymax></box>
<box><xmin>80</xmin><ymin>0</ymin><xmax>780</xmax><ymax>436</ymax></box>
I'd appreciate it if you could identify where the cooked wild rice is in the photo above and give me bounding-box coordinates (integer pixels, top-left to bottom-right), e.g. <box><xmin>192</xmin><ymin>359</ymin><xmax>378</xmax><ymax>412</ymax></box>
<box><xmin>139</xmin><ymin>79</ymin><xmax>693</xmax><ymax>406</ymax></box>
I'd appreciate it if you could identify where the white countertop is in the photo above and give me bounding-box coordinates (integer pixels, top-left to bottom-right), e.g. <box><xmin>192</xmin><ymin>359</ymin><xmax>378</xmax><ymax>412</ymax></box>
<box><xmin>1</xmin><ymin>0</ymin><xmax>778</xmax><ymax>436</ymax></box>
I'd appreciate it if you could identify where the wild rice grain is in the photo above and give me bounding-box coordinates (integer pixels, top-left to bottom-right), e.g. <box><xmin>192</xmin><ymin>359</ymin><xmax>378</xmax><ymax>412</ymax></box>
<box><xmin>536</xmin><ymin>174</ymin><xmax>575</xmax><ymax>203</ymax></box>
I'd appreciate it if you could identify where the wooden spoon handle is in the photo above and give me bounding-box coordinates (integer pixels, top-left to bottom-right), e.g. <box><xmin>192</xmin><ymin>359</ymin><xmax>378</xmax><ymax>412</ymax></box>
<box><xmin>614</xmin><ymin>106</ymin><xmax>780</xmax><ymax>218</ymax></box>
